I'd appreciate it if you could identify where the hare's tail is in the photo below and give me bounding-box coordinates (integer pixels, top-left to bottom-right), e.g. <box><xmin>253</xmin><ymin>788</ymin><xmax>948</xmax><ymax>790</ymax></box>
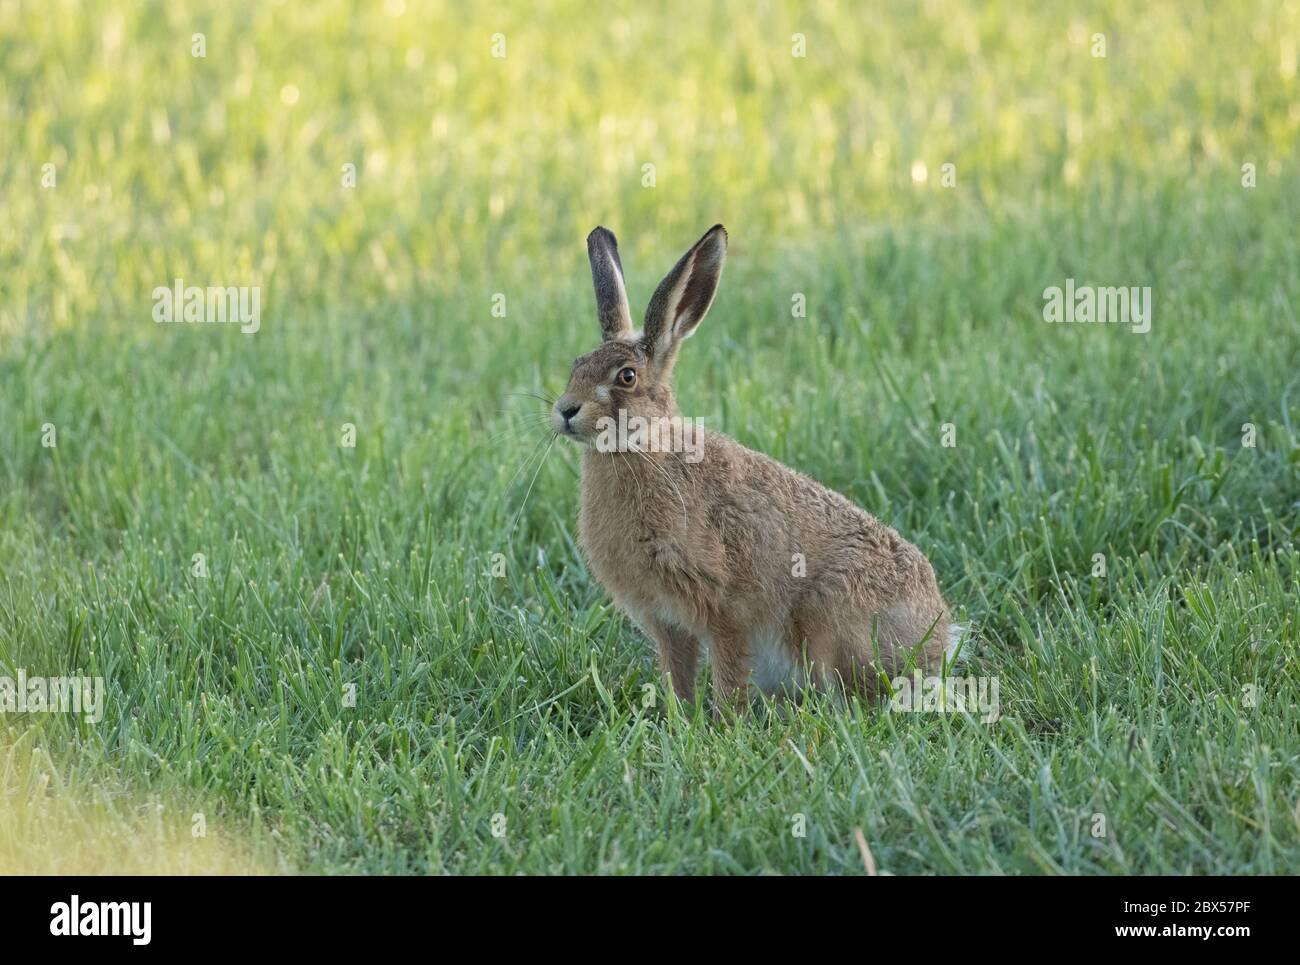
<box><xmin>944</xmin><ymin>622</ymin><xmax>971</xmax><ymax>667</ymax></box>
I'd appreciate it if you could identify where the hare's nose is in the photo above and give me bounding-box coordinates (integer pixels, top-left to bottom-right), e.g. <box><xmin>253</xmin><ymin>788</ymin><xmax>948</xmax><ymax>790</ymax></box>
<box><xmin>560</xmin><ymin>403</ymin><xmax>582</xmax><ymax>424</ymax></box>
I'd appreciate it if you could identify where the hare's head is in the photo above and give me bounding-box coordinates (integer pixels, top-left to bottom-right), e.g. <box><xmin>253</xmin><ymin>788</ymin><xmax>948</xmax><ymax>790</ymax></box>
<box><xmin>552</xmin><ymin>225</ymin><xmax>727</xmax><ymax>444</ymax></box>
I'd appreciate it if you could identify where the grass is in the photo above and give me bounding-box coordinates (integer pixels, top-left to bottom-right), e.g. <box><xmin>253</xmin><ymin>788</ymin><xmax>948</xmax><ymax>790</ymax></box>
<box><xmin>0</xmin><ymin>735</ymin><xmax>281</xmax><ymax>874</ymax></box>
<box><xmin>1</xmin><ymin>0</ymin><xmax>1298</xmax><ymax>873</ymax></box>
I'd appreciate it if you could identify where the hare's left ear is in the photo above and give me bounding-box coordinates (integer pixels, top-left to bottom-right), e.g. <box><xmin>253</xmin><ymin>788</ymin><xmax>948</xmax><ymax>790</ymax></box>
<box><xmin>587</xmin><ymin>226</ymin><xmax>634</xmax><ymax>341</ymax></box>
<box><xmin>641</xmin><ymin>224</ymin><xmax>727</xmax><ymax>365</ymax></box>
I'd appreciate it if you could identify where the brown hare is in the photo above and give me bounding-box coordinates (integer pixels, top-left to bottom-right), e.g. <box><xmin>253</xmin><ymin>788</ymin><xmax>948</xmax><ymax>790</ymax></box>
<box><xmin>552</xmin><ymin>225</ymin><xmax>960</xmax><ymax>715</ymax></box>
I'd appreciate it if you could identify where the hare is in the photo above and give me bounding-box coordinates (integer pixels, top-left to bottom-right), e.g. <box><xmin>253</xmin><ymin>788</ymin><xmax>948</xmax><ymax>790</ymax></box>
<box><xmin>552</xmin><ymin>224</ymin><xmax>960</xmax><ymax>715</ymax></box>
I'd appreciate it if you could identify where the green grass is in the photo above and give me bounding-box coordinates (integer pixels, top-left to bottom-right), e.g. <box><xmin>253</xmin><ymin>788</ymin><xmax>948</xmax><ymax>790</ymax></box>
<box><xmin>1</xmin><ymin>0</ymin><xmax>1298</xmax><ymax>874</ymax></box>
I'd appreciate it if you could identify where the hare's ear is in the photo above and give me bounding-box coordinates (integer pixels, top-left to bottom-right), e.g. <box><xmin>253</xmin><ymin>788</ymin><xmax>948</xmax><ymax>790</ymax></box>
<box><xmin>587</xmin><ymin>226</ymin><xmax>634</xmax><ymax>341</ymax></box>
<box><xmin>642</xmin><ymin>224</ymin><xmax>727</xmax><ymax>365</ymax></box>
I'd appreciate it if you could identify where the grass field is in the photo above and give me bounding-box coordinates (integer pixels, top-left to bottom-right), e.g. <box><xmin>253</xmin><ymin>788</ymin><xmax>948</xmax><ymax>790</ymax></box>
<box><xmin>1</xmin><ymin>0</ymin><xmax>1298</xmax><ymax>874</ymax></box>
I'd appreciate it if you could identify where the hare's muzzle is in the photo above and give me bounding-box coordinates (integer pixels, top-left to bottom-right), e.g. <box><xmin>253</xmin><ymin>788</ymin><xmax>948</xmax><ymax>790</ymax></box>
<box><xmin>553</xmin><ymin>399</ymin><xmax>584</xmax><ymax>437</ymax></box>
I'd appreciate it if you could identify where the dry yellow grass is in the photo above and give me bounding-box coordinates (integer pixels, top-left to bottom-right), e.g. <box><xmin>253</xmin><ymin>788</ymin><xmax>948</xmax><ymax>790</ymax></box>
<box><xmin>0</xmin><ymin>736</ymin><xmax>285</xmax><ymax>875</ymax></box>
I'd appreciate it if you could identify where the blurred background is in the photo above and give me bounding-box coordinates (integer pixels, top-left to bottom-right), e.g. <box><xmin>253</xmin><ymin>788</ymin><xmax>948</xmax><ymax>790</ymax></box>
<box><xmin>5</xmin><ymin>1</ymin><xmax>1298</xmax><ymax>324</ymax></box>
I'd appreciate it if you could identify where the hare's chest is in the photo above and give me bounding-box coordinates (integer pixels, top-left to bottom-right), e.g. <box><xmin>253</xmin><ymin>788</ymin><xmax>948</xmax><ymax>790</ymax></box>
<box><xmin>578</xmin><ymin>457</ymin><xmax>713</xmax><ymax>617</ymax></box>
<box><xmin>579</xmin><ymin>511</ymin><xmax>663</xmax><ymax>601</ymax></box>
<box><xmin>579</xmin><ymin>503</ymin><xmax>688</xmax><ymax>612</ymax></box>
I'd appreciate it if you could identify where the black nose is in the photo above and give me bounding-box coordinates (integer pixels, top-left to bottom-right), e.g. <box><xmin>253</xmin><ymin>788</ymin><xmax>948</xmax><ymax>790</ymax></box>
<box><xmin>560</xmin><ymin>403</ymin><xmax>581</xmax><ymax>424</ymax></box>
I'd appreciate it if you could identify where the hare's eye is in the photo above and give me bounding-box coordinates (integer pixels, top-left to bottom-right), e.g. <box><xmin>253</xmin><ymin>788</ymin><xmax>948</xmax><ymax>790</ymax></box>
<box><xmin>616</xmin><ymin>367</ymin><xmax>637</xmax><ymax>387</ymax></box>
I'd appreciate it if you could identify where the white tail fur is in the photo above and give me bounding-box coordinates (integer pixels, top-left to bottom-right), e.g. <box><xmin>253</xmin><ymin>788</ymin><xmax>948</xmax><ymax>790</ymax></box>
<box><xmin>945</xmin><ymin>623</ymin><xmax>970</xmax><ymax>667</ymax></box>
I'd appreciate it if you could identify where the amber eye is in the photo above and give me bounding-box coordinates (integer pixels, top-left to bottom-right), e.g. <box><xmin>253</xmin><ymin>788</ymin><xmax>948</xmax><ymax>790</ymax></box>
<box><xmin>616</xmin><ymin>367</ymin><xmax>637</xmax><ymax>387</ymax></box>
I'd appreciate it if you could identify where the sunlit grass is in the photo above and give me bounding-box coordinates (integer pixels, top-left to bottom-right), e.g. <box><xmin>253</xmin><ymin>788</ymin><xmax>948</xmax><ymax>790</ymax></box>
<box><xmin>0</xmin><ymin>732</ymin><xmax>282</xmax><ymax>874</ymax></box>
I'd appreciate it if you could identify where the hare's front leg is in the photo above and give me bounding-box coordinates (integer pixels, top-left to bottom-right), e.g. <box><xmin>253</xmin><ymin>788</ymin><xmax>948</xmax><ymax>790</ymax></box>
<box><xmin>642</xmin><ymin>616</ymin><xmax>699</xmax><ymax>706</ymax></box>
<box><xmin>707</xmin><ymin>622</ymin><xmax>751</xmax><ymax>719</ymax></box>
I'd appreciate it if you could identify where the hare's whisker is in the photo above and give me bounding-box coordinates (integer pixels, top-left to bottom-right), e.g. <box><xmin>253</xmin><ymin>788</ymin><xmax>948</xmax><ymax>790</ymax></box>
<box><xmin>507</xmin><ymin>433</ymin><xmax>558</xmax><ymax>540</ymax></box>
<box><xmin>502</xmin><ymin>430</ymin><xmax>554</xmax><ymax>496</ymax></box>
<box><xmin>485</xmin><ymin>428</ymin><xmax>530</xmax><ymax>449</ymax></box>
<box><xmin>612</xmin><ymin>451</ymin><xmax>644</xmax><ymax>513</ymax></box>
<box><xmin>487</xmin><ymin>412</ymin><xmax>552</xmax><ymax>438</ymax></box>
<box><xmin>504</xmin><ymin>391</ymin><xmax>557</xmax><ymax>407</ymax></box>
<box><xmin>628</xmin><ymin>446</ymin><xmax>689</xmax><ymax>527</ymax></box>
<box><xmin>484</xmin><ymin>419</ymin><xmax>551</xmax><ymax>449</ymax></box>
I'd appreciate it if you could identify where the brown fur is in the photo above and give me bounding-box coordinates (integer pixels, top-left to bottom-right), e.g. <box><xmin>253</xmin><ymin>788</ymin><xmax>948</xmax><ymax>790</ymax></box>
<box><xmin>554</xmin><ymin>226</ymin><xmax>952</xmax><ymax>715</ymax></box>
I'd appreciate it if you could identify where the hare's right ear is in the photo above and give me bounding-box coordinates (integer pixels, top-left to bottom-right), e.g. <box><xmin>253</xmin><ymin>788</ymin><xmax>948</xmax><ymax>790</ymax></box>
<box><xmin>641</xmin><ymin>224</ymin><xmax>726</xmax><ymax>367</ymax></box>
<box><xmin>587</xmin><ymin>226</ymin><xmax>634</xmax><ymax>341</ymax></box>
